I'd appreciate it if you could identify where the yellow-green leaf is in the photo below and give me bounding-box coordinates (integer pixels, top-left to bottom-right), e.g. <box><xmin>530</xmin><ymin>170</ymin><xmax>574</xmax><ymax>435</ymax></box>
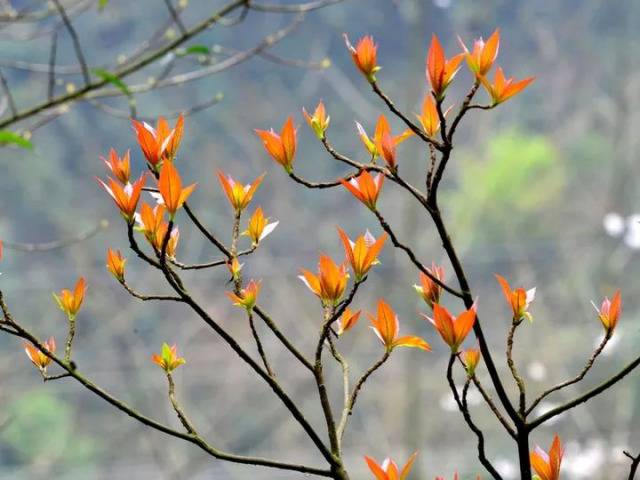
<box><xmin>0</xmin><ymin>130</ymin><xmax>33</xmax><ymax>149</ymax></box>
<box><xmin>178</xmin><ymin>45</ymin><xmax>210</xmax><ymax>57</ymax></box>
<box><xmin>93</xmin><ymin>68</ymin><xmax>131</xmax><ymax>97</ymax></box>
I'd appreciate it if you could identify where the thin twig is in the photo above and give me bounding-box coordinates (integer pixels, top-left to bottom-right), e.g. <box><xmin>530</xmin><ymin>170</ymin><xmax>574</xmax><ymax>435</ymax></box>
<box><xmin>315</xmin><ymin>281</ymin><xmax>363</xmax><ymax>363</ymax></box>
<box><xmin>217</xmin><ymin>2</ymin><xmax>250</xmax><ymax>27</ymax></box>
<box><xmin>529</xmin><ymin>352</ymin><xmax>640</xmax><ymax>429</ymax></box>
<box><xmin>526</xmin><ymin>331</ymin><xmax>612</xmax><ymax>416</ymax></box>
<box><xmin>47</xmin><ymin>32</ymin><xmax>58</xmax><ymax>101</ymax></box>
<box><xmin>163</xmin><ymin>0</ymin><xmax>187</xmax><ymax>35</ymax></box>
<box><xmin>0</xmin><ymin>68</ymin><xmax>17</xmax><ymax>117</ymax></box>
<box><xmin>3</xmin><ymin>221</ymin><xmax>107</xmax><ymax>252</ymax></box>
<box><xmin>447</xmin><ymin>355</ymin><xmax>503</xmax><ymax>480</ymax></box>
<box><xmin>228</xmin><ymin>206</ymin><xmax>274</xmax><ymax>378</ymax></box>
<box><xmin>43</xmin><ymin>372</ymin><xmax>72</xmax><ymax>382</ymax></box>
<box><xmin>248</xmin><ymin>312</ymin><xmax>275</xmax><ymax>377</ymax></box>
<box><xmin>171</xmin><ymin>247</ymin><xmax>255</xmax><ymax>271</ymax></box>
<box><xmin>230</xmin><ymin>209</ymin><xmax>243</xmax><ymax>289</ymax></box>
<box><xmin>63</xmin><ymin>316</ymin><xmax>75</xmax><ymax>364</ymax></box>
<box><xmin>372</xmin><ymin>208</ymin><xmax>463</xmax><ymax>298</ymax></box>
<box><xmin>51</xmin><ymin>0</ymin><xmax>90</xmax><ymax>85</ymax></box>
<box><xmin>426</xmin><ymin>143</ymin><xmax>437</xmax><ymax>192</ymax></box>
<box><xmin>471</xmin><ymin>376</ymin><xmax>516</xmax><ymax>439</ymax></box>
<box><xmin>446</xmin><ymin>81</ymin><xmax>480</xmax><ymax>143</ymax></box>
<box><xmin>320</xmin><ymin>136</ymin><xmax>369</xmax><ymax>169</ymax></box>
<box><xmin>0</xmin><ymin>0</ymin><xmax>247</xmax><ymax>130</ymax></box>
<box><xmin>183</xmin><ymin>203</ymin><xmax>232</xmax><ymax>257</ymax></box>
<box><xmin>311</xmin><ymin>280</ymin><xmax>364</xmax><ymax>464</ymax></box>
<box><xmin>319</xmin><ymin>135</ymin><xmax>432</xmax><ymax>210</ymax></box>
<box><xmin>119</xmin><ymin>280</ymin><xmax>183</xmax><ymax>302</ymax></box>
<box><xmin>257</xmin><ymin>49</ymin><xmax>329</xmax><ymax>69</ymax></box>
<box><xmin>248</xmin><ymin>0</ymin><xmax>345</xmax><ymax>13</ymax></box>
<box><xmin>370</xmin><ymin>81</ymin><xmax>442</xmax><ymax>149</ymax></box>
<box><xmin>84</xmin><ymin>15</ymin><xmax>303</xmax><ymax>100</ymax></box>
<box><xmin>455</xmin><ymin>355</ymin><xmax>516</xmax><ymax>438</ymax></box>
<box><xmin>506</xmin><ymin>318</ymin><xmax>526</xmax><ymax>417</ymax></box>
<box><xmin>167</xmin><ymin>372</ymin><xmax>197</xmax><ymax>434</ymax></box>
<box><xmin>253</xmin><ymin>306</ymin><xmax>314</xmax><ymax>372</ymax></box>
<box><xmin>288</xmin><ymin>170</ymin><xmax>360</xmax><ymax>189</ymax></box>
<box><xmin>428</xmin><ymin>122</ymin><xmax>450</xmax><ymax>196</ymax></box>
<box><xmin>87</xmin><ymin>94</ymin><xmax>223</xmax><ymax>122</ymax></box>
<box><xmin>468</xmin><ymin>104</ymin><xmax>494</xmax><ymax>111</ymax></box>
<box><xmin>327</xmin><ymin>335</ymin><xmax>349</xmax><ymax>451</ymax></box>
<box><xmin>314</xmin><ymin>305</ymin><xmax>341</xmax><ymax>458</ymax></box>
<box><xmin>338</xmin><ymin>350</ymin><xmax>389</xmax><ymax>441</ymax></box>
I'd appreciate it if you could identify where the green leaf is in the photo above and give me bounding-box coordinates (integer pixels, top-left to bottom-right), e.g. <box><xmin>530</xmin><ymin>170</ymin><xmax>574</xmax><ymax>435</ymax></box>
<box><xmin>93</xmin><ymin>68</ymin><xmax>131</xmax><ymax>97</ymax></box>
<box><xmin>161</xmin><ymin>342</ymin><xmax>172</xmax><ymax>361</ymax></box>
<box><xmin>178</xmin><ymin>45</ymin><xmax>210</xmax><ymax>57</ymax></box>
<box><xmin>98</xmin><ymin>0</ymin><xmax>109</xmax><ymax>9</ymax></box>
<box><xmin>0</xmin><ymin>130</ymin><xmax>33</xmax><ymax>149</ymax></box>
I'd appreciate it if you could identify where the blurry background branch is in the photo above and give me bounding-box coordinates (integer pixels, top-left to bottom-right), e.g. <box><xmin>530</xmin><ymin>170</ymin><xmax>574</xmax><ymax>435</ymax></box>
<box><xmin>0</xmin><ymin>0</ymin><xmax>340</xmax><ymax>141</ymax></box>
<box><xmin>2</xmin><ymin>220</ymin><xmax>108</xmax><ymax>252</ymax></box>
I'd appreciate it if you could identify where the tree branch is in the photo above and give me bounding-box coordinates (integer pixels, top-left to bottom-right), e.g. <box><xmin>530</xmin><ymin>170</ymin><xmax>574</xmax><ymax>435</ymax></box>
<box><xmin>3</xmin><ymin>220</ymin><xmax>107</xmax><ymax>252</ymax></box>
<box><xmin>153</xmin><ymin>222</ymin><xmax>337</xmax><ymax>467</ymax></box>
<box><xmin>446</xmin><ymin>81</ymin><xmax>480</xmax><ymax>143</ymax></box>
<box><xmin>447</xmin><ymin>355</ymin><xmax>503</xmax><ymax>480</ymax></box>
<box><xmin>248</xmin><ymin>312</ymin><xmax>275</xmax><ymax>377</ymax></box>
<box><xmin>337</xmin><ymin>350</ymin><xmax>389</xmax><ymax>442</ymax></box>
<box><xmin>625</xmin><ymin>450</ymin><xmax>640</xmax><ymax>480</ymax></box>
<box><xmin>288</xmin><ymin>170</ymin><xmax>360</xmax><ymax>189</ymax></box>
<box><xmin>253</xmin><ymin>305</ymin><xmax>314</xmax><ymax>372</ymax></box>
<box><xmin>372</xmin><ymin>208</ymin><xmax>463</xmax><ymax>298</ymax></box>
<box><xmin>183</xmin><ymin>203</ymin><xmax>233</xmax><ymax>257</ymax></box>
<box><xmin>526</xmin><ymin>331</ymin><xmax>612</xmax><ymax>416</ymax></box>
<box><xmin>0</xmin><ymin>68</ymin><xmax>17</xmax><ymax>117</ymax></box>
<box><xmin>427</xmin><ymin>201</ymin><xmax>520</xmax><ymax>425</ymax></box>
<box><xmin>0</xmin><ymin>0</ymin><xmax>248</xmax><ymax>130</ymax></box>
<box><xmin>471</xmin><ymin>375</ymin><xmax>517</xmax><ymax>439</ymax></box>
<box><xmin>51</xmin><ymin>0</ymin><xmax>90</xmax><ymax>85</ymax></box>
<box><xmin>171</xmin><ymin>247</ymin><xmax>255</xmax><ymax>271</ymax></box>
<box><xmin>248</xmin><ymin>0</ymin><xmax>345</xmax><ymax>13</ymax></box>
<box><xmin>47</xmin><ymin>32</ymin><xmax>58</xmax><ymax>101</ymax></box>
<box><xmin>506</xmin><ymin>318</ymin><xmax>526</xmax><ymax>417</ymax></box>
<box><xmin>529</xmin><ymin>351</ymin><xmax>640</xmax><ymax>429</ymax></box>
<box><xmin>370</xmin><ymin>81</ymin><xmax>442</xmax><ymax>149</ymax></box>
<box><xmin>167</xmin><ymin>372</ymin><xmax>197</xmax><ymax>434</ymax></box>
<box><xmin>119</xmin><ymin>278</ymin><xmax>183</xmax><ymax>302</ymax></box>
<box><xmin>327</xmin><ymin>335</ymin><xmax>350</xmax><ymax>449</ymax></box>
<box><xmin>162</xmin><ymin>0</ymin><xmax>187</xmax><ymax>35</ymax></box>
<box><xmin>314</xmin><ymin>304</ymin><xmax>344</xmax><ymax>459</ymax></box>
<box><xmin>0</xmin><ymin>293</ymin><xmax>331</xmax><ymax>477</ymax></box>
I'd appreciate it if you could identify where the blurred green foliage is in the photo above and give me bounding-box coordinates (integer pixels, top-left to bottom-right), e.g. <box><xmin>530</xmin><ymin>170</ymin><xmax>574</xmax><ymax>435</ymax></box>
<box><xmin>4</xmin><ymin>392</ymin><xmax>97</xmax><ymax>465</ymax></box>
<box><xmin>449</xmin><ymin>132</ymin><xmax>563</xmax><ymax>244</ymax></box>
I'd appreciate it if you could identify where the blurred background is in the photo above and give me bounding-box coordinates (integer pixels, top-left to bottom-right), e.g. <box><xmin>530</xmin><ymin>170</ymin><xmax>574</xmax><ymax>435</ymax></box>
<box><xmin>0</xmin><ymin>0</ymin><xmax>639</xmax><ymax>478</ymax></box>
